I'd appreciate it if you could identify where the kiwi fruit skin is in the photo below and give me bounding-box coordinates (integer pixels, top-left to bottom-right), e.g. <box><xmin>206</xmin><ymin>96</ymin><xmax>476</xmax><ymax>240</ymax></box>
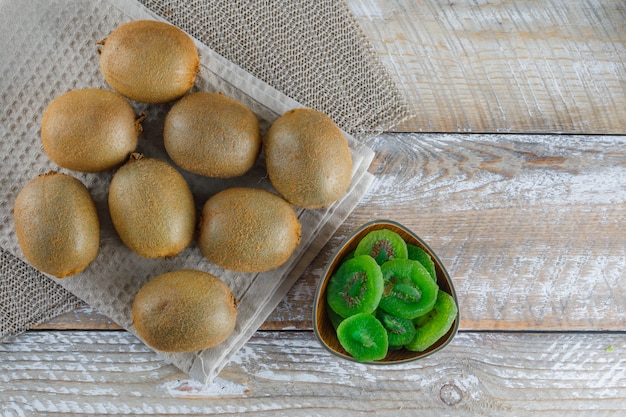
<box><xmin>198</xmin><ymin>187</ymin><xmax>301</xmax><ymax>272</ymax></box>
<box><xmin>98</xmin><ymin>20</ymin><xmax>199</xmax><ymax>104</ymax></box>
<box><xmin>132</xmin><ymin>269</ymin><xmax>237</xmax><ymax>353</ymax></box>
<box><xmin>13</xmin><ymin>171</ymin><xmax>100</xmax><ymax>278</ymax></box>
<box><xmin>41</xmin><ymin>88</ymin><xmax>140</xmax><ymax>172</ymax></box>
<box><xmin>164</xmin><ymin>92</ymin><xmax>261</xmax><ymax>178</ymax></box>
<box><xmin>264</xmin><ymin>108</ymin><xmax>353</xmax><ymax>209</ymax></box>
<box><xmin>108</xmin><ymin>154</ymin><xmax>196</xmax><ymax>258</ymax></box>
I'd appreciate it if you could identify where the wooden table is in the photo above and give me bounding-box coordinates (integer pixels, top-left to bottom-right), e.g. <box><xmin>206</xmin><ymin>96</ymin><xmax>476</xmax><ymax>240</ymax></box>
<box><xmin>2</xmin><ymin>1</ymin><xmax>625</xmax><ymax>415</ymax></box>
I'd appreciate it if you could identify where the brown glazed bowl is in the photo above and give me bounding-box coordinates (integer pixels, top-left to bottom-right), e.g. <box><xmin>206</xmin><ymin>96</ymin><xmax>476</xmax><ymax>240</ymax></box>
<box><xmin>313</xmin><ymin>220</ymin><xmax>459</xmax><ymax>364</ymax></box>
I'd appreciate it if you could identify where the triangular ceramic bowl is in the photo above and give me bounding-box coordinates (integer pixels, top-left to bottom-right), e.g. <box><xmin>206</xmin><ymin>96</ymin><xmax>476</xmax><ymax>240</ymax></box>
<box><xmin>313</xmin><ymin>220</ymin><xmax>460</xmax><ymax>364</ymax></box>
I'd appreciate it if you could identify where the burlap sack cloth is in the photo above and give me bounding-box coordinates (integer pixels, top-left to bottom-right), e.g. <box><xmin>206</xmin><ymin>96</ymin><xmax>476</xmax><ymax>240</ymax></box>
<box><xmin>0</xmin><ymin>0</ymin><xmax>409</xmax><ymax>383</ymax></box>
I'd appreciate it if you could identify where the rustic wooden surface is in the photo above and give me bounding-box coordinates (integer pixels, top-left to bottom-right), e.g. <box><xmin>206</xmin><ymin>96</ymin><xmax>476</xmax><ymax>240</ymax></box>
<box><xmin>3</xmin><ymin>331</ymin><xmax>626</xmax><ymax>416</ymax></box>
<box><xmin>3</xmin><ymin>0</ymin><xmax>626</xmax><ymax>415</ymax></box>
<box><xmin>33</xmin><ymin>132</ymin><xmax>626</xmax><ymax>333</ymax></box>
<box><xmin>351</xmin><ymin>0</ymin><xmax>626</xmax><ymax>134</ymax></box>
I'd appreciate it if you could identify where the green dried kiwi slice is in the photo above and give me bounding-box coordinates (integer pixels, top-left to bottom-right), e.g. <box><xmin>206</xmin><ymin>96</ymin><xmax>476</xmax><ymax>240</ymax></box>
<box><xmin>406</xmin><ymin>291</ymin><xmax>458</xmax><ymax>352</ymax></box>
<box><xmin>336</xmin><ymin>312</ymin><xmax>388</xmax><ymax>362</ymax></box>
<box><xmin>326</xmin><ymin>304</ymin><xmax>344</xmax><ymax>330</ymax></box>
<box><xmin>378</xmin><ymin>258</ymin><xmax>439</xmax><ymax>320</ymax></box>
<box><xmin>376</xmin><ymin>309</ymin><xmax>416</xmax><ymax>347</ymax></box>
<box><xmin>407</xmin><ymin>243</ymin><xmax>436</xmax><ymax>281</ymax></box>
<box><xmin>354</xmin><ymin>229</ymin><xmax>408</xmax><ymax>265</ymax></box>
<box><xmin>340</xmin><ymin>250</ymin><xmax>355</xmax><ymax>264</ymax></box>
<box><xmin>327</xmin><ymin>255</ymin><xmax>384</xmax><ymax>318</ymax></box>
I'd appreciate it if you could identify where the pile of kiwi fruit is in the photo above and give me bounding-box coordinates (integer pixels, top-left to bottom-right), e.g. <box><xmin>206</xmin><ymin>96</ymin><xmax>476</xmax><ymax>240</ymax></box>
<box><xmin>12</xmin><ymin>20</ymin><xmax>353</xmax><ymax>353</ymax></box>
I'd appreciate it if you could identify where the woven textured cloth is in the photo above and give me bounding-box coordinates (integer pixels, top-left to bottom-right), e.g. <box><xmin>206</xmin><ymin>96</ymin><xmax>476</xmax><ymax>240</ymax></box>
<box><xmin>0</xmin><ymin>0</ymin><xmax>409</xmax><ymax>344</ymax></box>
<box><xmin>0</xmin><ymin>248</ymin><xmax>81</xmax><ymax>339</ymax></box>
<box><xmin>139</xmin><ymin>0</ymin><xmax>410</xmax><ymax>136</ymax></box>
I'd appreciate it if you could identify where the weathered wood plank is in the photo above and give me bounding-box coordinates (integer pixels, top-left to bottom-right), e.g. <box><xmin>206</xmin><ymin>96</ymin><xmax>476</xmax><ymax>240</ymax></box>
<box><xmin>35</xmin><ymin>133</ymin><xmax>626</xmax><ymax>333</ymax></box>
<box><xmin>1</xmin><ymin>330</ymin><xmax>625</xmax><ymax>415</ymax></box>
<box><xmin>347</xmin><ymin>0</ymin><xmax>626</xmax><ymax>134</ymax></box>
<box><xmin>272</xmin><ymin>133</ymin><xmax>626</xmax><ymax>331</ymax></box>
<box><xmin>31</xmin><ymin>303</ymin><xmax>121</xmax><ymax>331</ymax></box>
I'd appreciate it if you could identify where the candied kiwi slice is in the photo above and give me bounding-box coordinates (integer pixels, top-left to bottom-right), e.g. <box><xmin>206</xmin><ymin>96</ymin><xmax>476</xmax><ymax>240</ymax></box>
<box><xmin>337</xmin><ymin>312</ymin><xmax>388</xmax><ymax>362</ymax></box>
<box><xmin>354</xmin><ymin>229</ymin><xmax>408</xmax><ymax>265</ymax></box>
<box><xmin>406</xmin><ymin>291</ymin><xmax>458</xmax><ymax>352</ymax></box>
<box><xmin>327</xmin><ymin>255</ymin><xmax>384</xmax><ymax>318</ymax></box>
<box><xmin>378</xmin><ymin>258</ymin><xmax>439</xmax><ymax>320</ymax></box>
<box><xmin>376</xmin><ymin>309</ymin><xmax>416</xmax><ymax>347</ymax></box>
<box><xmin>341</xmin><ymin>250</ymin><xmax>355</xmax><ymax>263</ymax></box>
<box><xmin>326</xmin><ymin>304</ymin><xmax>344</xmax><ymax>330</ymax></box>
<box><xmin>407</xmin><ymin>243</ymin><xmax>436</xmax><ymax>281</ymax></box>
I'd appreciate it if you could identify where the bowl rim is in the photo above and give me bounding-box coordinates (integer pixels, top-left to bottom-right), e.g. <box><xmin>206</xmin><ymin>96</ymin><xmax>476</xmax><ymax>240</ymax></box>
<box><xmin>312</xmin><ymin>219</ymin><xmax>460</xmax><ymax>365</ymax></box>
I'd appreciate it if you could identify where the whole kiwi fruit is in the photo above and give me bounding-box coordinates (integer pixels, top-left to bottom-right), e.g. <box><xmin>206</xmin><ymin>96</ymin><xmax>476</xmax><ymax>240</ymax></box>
<box><xmin>41</xmin><ymin>88</ymin><xmax>141</xmax><ymax>172</ymax></box>
<box><xmin>132</xmin><ymin>269</ymin><xmax>237</xmax><ymax>352</ymax></box>
<box><xmin>108</xmin><ymin>154</ymin><xmax>195</xmax><ymax>258</ymax></box>
<box><xmin>264</xmin><ymin>108</ymin><xmax>353</xmax><ymax>209</ymax></box>
<box><xmin>198</xmin><ymin>187</ymin><xmax>301</xmax><ymax>273</ymax></box>
<box><xmin>164</xmin><ymin>91</ymin><xmax>261</xmax><ymax>178</ymax></box>
<box><xmin>98</xmin><ymin>20</ymin><xmax>199</xmax><ymax>104</ymax></box>
<box><xmin>13</xmin><ymin>171</ymin><xmax>100</xmax><ymax>278</ymax></box>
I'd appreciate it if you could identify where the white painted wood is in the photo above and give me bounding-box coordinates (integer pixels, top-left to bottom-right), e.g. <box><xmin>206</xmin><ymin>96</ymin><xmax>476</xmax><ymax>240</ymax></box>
<box><xmin>33</xmin><ymin>133</ymin><xmax>626</xmax><ymax>333</ymax></box>
<box><xmin>350</xmin><ymin>133</ymin><xmax>626</xmax><ymax>331</ymax></box>
<box><xmin>7</xmin><ymin>2</ymin><xmax>626</xmax><ymax>411</ymax></box>
<box><xmin>347</xmin><ymin>0</ymin><xmax>626</xmax><ymax>134</ymax></box>
<box><xmin>246</xmin><ymin>132</ymin><xmax>626</xmax><ymax>332</ymax></box>
<box><xmin>1</xmin><ymin>330</ymin><xmax>625</xmax><ymax>415</ymax></box>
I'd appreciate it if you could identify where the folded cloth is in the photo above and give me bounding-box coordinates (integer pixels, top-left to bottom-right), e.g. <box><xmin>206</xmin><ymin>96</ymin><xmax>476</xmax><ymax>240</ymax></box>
<box><xmin>0</xmin><ymin>0</ymin><xmax>408</xmax><ymax>382</ymax></box>
<box><xmin>0</xmin><ymin>248</ymin><xmax>81</xmax><ymax>340</ymax></box>
<box><xmin>139</xmin><ymin>0</ymin><xmax>411</xmax><ymax>136</ymax></box>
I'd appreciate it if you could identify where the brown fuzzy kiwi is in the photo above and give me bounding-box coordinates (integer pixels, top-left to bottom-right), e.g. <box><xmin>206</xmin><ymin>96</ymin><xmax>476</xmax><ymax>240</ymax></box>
<box><xmin>163</xmin><ymin>92</ymin><xmax>261</xmax><ymax>178</ymax></box>
<box><xmin>41</xmin><ymin>88</ymin><xmax>141</xmax><ymax>172</ymax></box>
<box><xmin>264</xmin><ymin>108</ymin><xmax>353</xmax><ymax>209</ymax></box>
<box><xmin>108</xmin><ymin>154</ymin><xmax>196</xmax><ymax>258</ymax></box>
<box><xmin>198</xmin><ymin>187</ymin><xmax>301</xmax><ymax>273</ymax></box>
<box><xmin>132</xmin><ymin>269</ymin><xmax>237</xmax><ymax>352</ymax></box>
<box><xmin>13</xmin><ymin>171</ymin><xmax>100</xmax><ymax>278</ymax></box>
<box><xmin>98</xmin><ymin>20</ymin><xmax>199</xmax><ymax>104</ymax></box>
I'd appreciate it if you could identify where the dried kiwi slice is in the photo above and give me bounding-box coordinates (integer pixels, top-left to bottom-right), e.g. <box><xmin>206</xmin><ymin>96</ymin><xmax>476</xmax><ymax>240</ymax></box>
<box><xmin>376</xmin><ymin>309</ymin><xmax>416</xmax><ymax>347</ymax></box>
<box><xmin>326</xmin><ymin>304</ymin><xmax>344</xmax><ymax>330</ymax></box>
<box><xmin>407</xmin><ymin>243</ymin><xmax>436</xmax><ymax>281</ymax></box>
<box><xmin>341</xmin><ymin>250</ymin><xmax>355</xmax><ymax>264</ymax></box>
<box><xmin>336</xmin><ymin>313</ymin><xmax>388</xmax><ymax>362</ymax></box>
<box><xmin>354</xmin><ymin>229</ymin><xmax>408</xmax><ymax>265</ymax></box>
<box><xmin>327</xmin><ymin>255</ymin><xmax>384</xmax><ymax>318</ymax></box>
<box><xmin>378</xmin><ymin>258</ymin><xmax>438</xmax><ymax>320</ymax></box>
<box><xmin>406</xmin><ymin>291</ymin><xmax>458</xmax><ymax>352</ymax></box>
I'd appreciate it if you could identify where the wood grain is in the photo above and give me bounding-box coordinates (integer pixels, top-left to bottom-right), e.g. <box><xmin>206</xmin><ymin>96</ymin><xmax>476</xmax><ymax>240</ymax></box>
<box><xmin>2</xmin><ymin>330</ymin><xmax>625</xmax><ymax>415</ymax></box>
<box><xmin>35</xmin><ymin>133</ymin><xmax>626</xmax><ymax>333</ymax></box>
<box><xmin>347</xmin><ymin>0</ymin><xmax>626</xmax><ymax>134</ymax></box>
<box><xmin>31</xmin><ymin>303</ymin><xmax>121</xmax><ymax>330</ymax></box>
<box><xmin>6</xmin><ymin>1</ymin><xmax>626</xmax><ymax>412</ymax></box>
<box><xmin>270</xmin><ymin>133</ymin><xmax>626</xmax><ymax>332</ymax></box>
